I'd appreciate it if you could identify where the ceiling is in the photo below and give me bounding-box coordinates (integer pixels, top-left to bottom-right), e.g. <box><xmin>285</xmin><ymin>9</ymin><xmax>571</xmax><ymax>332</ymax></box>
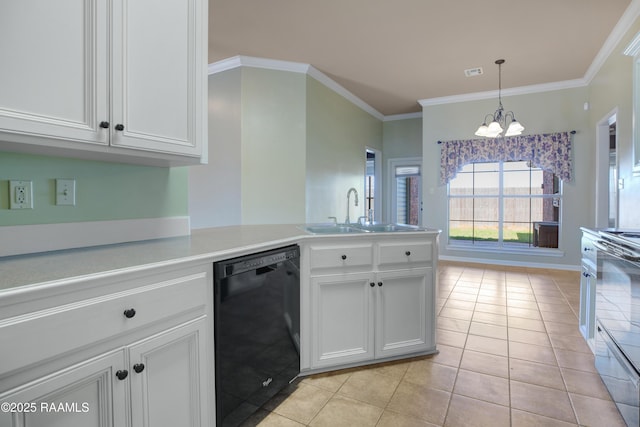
<box><xmin>209</xmin><ymin>0</ymin><xmax>633</xmax><ymax>116</ymax></box>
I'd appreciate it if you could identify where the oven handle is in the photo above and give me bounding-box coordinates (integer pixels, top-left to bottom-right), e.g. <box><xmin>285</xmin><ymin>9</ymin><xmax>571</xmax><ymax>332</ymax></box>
<box><xmin>597</xmin><ymin>324</ymin><xmax>640</xmax><ymax>389</ymax></box>
<box><xmin>594</xmin><ymin>240</ymin><xmax>640</xmax><ymax>263</ymax></box>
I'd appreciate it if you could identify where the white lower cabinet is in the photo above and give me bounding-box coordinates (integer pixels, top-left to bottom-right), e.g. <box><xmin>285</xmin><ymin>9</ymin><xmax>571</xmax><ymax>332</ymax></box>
<box><xmin>129</xmin><ymin>318</ymin><xmax>207</xmax><ymax>427</ymax></box>
<box><xmin>0</xmin><ymin>351</ymin><xmax>127</xmax><ymax>427</ymax></box>
<box><xmin>0</xmin><ymin>264</ymin><xmax>213</xmax><ymax>427</ymax></box>
<box><xmin>311</xmin><ymin>273</ymin><xmax>375</xmax><ymax>368</ymax></box>
<box><xmin>375</xmin><ymin>268</ymin><xmax>432</xmax><ymax>359</ymax></box>
<box><xmin>303</xmin><ymin>234</ymin><xmax>438</xmax><ymax>372</ymax></box>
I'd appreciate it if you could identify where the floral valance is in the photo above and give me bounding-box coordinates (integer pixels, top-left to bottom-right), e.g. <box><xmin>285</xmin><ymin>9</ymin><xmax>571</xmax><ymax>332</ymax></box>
<box><xmin>439</xmin><ymin>131</ymin><xmax>573</xmax><ymax>184</ymax></box>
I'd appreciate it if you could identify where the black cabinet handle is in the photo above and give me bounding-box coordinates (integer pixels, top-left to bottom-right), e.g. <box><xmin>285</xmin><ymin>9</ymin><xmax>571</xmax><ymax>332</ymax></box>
<box><xmin>405</xmin><ymin>251</ymin><xmax>411</xmax><ymax>256</ymax></box>
<box><xmin>584</xmin><ymin>247</ymin><xmax>591</xmax><ymax>252</ymax></box>
<box><xmin>133</xmin><ymin>363</ymin><xmax>145</xmax><ymax>374</ymax></box>
<box><xmin>99</xmin><ymin>121</ymin><xmax>110</xmax><ymax>129</ymax></box>
<box><xmin>115</xmin><ymin>124</ymin><xmax>125</xmax><ymax>131</ymax></box>
<box><xmin>370</xmin><ymin>282</ymin><xmax>375</xmax><ymax>287</ymax></box>
<box><xmin>378</xmin><ymin>282</ymin><xmax>383</xmax><ymax>287</ymax></box>
<box><xmin>341</xmin><ymin>254</ymin><xmax>347</xmax><ymax>260</ymax></box>
<box><xmin>115</xmin><ymin>370</ymin><xmax>128</xmax><ymax>380</ymax></box>
<box><xmin>123</xmin><ymin>308</ymin><xmax>136</xmax><ymax>319</ymax></box>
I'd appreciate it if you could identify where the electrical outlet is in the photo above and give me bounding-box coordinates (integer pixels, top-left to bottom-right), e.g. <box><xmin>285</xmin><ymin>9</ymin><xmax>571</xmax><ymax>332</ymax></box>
<box><xmin>56</xmin><ymin>179</ymin><xmax>76</xmax><ymax>206</ymax></box>
<box><xmin>9</xmin><ymin>180</ymin><xmax>33</xmax><ymax>209</ymax></box>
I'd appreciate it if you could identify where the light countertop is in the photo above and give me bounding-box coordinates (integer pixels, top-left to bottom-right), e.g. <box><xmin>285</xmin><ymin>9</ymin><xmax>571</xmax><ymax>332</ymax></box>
<box><xmin>0</xmin><ymin>224</ymin><xmax>439</xmax><ymax>293</ymax></box>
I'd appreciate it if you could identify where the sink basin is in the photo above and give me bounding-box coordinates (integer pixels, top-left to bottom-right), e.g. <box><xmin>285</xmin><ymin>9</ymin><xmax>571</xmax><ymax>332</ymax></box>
<box><xmin>302</xmin><ymin>223</ymin><xmax>427</xmax><ymax>234</ymax></box>
<box><xmin>355</xmin><ymin>223</ymin><xmax>423</xmax><ymax>232</ymax></box>
<box><xmin>303</xmin><ymin>225</ymin><xmax>367</xmax><ymax>234</ymax></box>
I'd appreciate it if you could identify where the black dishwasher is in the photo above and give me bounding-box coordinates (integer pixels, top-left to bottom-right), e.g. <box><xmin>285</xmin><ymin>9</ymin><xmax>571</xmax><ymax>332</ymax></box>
<box><xmin>213</xmin><ymin>245</ymin><xmax>300</xmax><ymax>426</ymax></box>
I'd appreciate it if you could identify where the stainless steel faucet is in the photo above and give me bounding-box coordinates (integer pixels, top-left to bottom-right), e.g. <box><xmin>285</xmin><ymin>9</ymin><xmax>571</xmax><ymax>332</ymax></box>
<box><xmin>345</xmin><ymin>187</ymin><xmax>359</xmax><ymax>224</ymax></box>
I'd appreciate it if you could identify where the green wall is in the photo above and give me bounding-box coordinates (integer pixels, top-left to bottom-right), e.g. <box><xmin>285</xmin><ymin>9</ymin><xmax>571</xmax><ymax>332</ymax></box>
<box><xmin>0</xmin><ymin>151</ymin><xmax>188</xmax><ymax>226</ymax></box>
<box><xmin>306</xmin><ymin>76</ymin><xmax>383</xmax><ymax>223</ymax></box>
<box><xmin>242</xmin><ymin>68</ymin><xmax>307</xmax><ymax>224</ymax></box>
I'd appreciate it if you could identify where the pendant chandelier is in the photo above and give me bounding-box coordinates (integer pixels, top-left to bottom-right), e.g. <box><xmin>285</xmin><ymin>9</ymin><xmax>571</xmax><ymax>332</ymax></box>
<box><xmin>474</xmin><ymin>59</ymin><xmax>524</xmax><ymax>138</ymax></box>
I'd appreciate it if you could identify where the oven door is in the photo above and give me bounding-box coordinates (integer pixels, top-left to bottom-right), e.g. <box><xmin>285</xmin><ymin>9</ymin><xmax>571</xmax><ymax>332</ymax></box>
<box><xmin>595</xmin><ymin>321</ymin><xmax>640</xmax><ymax>427</ymax></box>
<box><xmin>594</xmin><ymin>241</ymin><xmax>640</xmax><ymax>426</ymax></box>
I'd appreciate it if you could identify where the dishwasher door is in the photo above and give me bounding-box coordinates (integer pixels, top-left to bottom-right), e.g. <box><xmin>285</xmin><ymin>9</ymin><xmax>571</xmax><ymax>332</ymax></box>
<box><xmin>214</xmin><ymin>245</ymin><xmax>300</xmax><ymax>427</ymax></box>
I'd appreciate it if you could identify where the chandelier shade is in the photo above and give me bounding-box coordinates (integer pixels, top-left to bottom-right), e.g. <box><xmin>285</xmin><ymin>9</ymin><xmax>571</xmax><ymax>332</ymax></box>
<box><xmin>475</xmin><ymin>59</ymin><xmax>524</xmax><ymax>138</ymax></box>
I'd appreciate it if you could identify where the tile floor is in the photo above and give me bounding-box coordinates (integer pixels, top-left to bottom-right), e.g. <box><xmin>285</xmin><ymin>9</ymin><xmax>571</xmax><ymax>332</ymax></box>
<box><xmin>241</xmin><ymin>261</ymin><xmax>627</xmax><ymax>427</ymax></box>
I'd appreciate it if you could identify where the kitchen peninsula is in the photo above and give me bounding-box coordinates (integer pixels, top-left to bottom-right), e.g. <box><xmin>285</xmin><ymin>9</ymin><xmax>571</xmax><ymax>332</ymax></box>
<box><xmin>0</xmin><ymin>224</ymin><xmax>439</xmax><ymax>427</ymax></box>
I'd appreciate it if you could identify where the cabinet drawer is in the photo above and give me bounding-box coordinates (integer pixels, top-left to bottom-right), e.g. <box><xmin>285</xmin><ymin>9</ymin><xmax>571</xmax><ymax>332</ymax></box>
<box><xmin>378</xmin><ymin>241</ymin><xmax>432</xmax><ymax>269</ymax></box>
<box><xmin>581</xmin><ymin>235</ymin><xmax>597</xmax><ymax>266</ymax></box>
<box><xmin>309</xmin><ymin>243</ymin><xmax>374</xmax><ymax>273</ymax></box>
<box><xmin>0</xmin><ymin>270</ymin><xmax>208</xmax><ymax>376</ymax></box>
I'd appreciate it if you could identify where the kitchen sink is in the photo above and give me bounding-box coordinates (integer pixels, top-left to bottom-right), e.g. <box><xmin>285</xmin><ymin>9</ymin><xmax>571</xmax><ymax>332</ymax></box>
<box><xmin>303</xmin><ymin>225</ymin><xmax>367</xmax><ymax>234</ymax></box>
<box><xmin>355</xmin><ymin>224</ymin><xmax>422</xmax><ymax>232</ymax></box>
<box><xmin>302</xmin><ymin>223</ymin><xmax>427</xmax><ymax>234</ymax></box>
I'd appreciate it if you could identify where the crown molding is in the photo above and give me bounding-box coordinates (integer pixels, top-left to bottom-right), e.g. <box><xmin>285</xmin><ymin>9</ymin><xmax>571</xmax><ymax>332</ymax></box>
<box><xmin>586</xmin><ymin>0</ymin><xmax>640</xmax><ymax>82</ymax></box>
<box><xmin>209</xmin><ymin>0</ymin><xmax>640</xmax><ymax>119</ymax></box>
<box><xmin>208</xmin><ymin>55</ymin><xmax>384</xmax><ymax>120</ymax></box>
<box><xmin>418</xmin><ymin>79</ymin><xmax>586</xmax><ymax>107</ymax></box>
<box><xmin>383</xmin><ymin>112</ymin><xmax>422</xmax><ymax>121</ymax></box>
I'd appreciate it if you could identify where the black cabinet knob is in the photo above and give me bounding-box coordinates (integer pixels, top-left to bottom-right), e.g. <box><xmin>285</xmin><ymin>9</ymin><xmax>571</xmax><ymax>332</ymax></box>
<box><xmin>133</xmin><ymin>363</ymin><xmax>145</xmax><ymax>373</ymax></box>
<box><xmin>115</xmin><ymin>370</ymin><xmax>128</xmax><ymax>380</ymax></box>
<box><xmin>115</xmin><ymin>124</ymin><xmax>125</xmax><ymax>131</ymax></box>
<box><xmin>341</xmin><ymin>254</ymin><xmax>347</xmax><ymax>260</ymax></box>
<box><xmin>378</xmin><ymin>282</ymin><xmax>383</xmax><ymax>287</ymax></box>
<box><xmin>405</xmin><ymin>251</ymin><xmax>411</xmax><ymax>256</ymax></box>
<box><xmin>370</xmin><ymin>282</ymin><xmax>375</xmax><ymax>287</ymax></box>
<box><xmin>123</xmin><ymin>308</ymin><xmax>136</xmax><ymax>319</ymax></box>
<box><xmin>99</xmin><ymin>121</ymin><xmax>110</xmax><ymax>129</ymax></box>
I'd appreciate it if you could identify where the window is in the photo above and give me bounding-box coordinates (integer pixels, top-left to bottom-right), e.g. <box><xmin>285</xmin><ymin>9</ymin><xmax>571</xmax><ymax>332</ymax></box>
<box><xmin>389</xmin><ymin>158</ymin><xmax>422</xmax><ymax>226</ymax></box>
<box><xmin>448</xmin><ymin>160</ymin><xmax>560</xmax><ymax>248</ymax></box>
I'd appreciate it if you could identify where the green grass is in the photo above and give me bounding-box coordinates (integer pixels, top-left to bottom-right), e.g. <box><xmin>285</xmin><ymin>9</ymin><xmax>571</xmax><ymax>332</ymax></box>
<box><xmin>449</xmin><ymin>226</ymin><xmax>532</xmax><ymax>244</ymax></box>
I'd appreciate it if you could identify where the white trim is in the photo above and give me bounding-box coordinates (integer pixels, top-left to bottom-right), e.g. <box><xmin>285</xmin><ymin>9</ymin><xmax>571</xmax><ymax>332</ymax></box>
<box><xmin>586</xmin><ymin>0</ymin><xmax>640</xmax><ymax>83</ymax></box>
<box><xmin>624</xmin><ymin>31</ymin><xmax>640</xmax><ymax>57</ymax></box>
<box><xmin>208</xmin><ymin>55</ymin><xmax>384</xmax><ymax>120</ymax></box>
<box><xmin>439</xmin><ymin>255</ymin><xmax>580</xmax><ymax>272</ymax></box>
<box><xmin>418</xmin><ymin>79</ymin><xmax>586</xmax><ymax>107</ymax></box>
<box><xmin>383</xmin><ymin>112</ymin><xmax>422</xmax><ymax>121</ymax></box>
<box><xmin>0</xmin><ymin>217</ymin><xmax>190</xmax><ymax>257</ymax></box>
<box><xmin>420</xmin><ymin>0</ymin><xmax>640</xmax><ymax>108</ymax></box>
<box><xmin>207</xmin><ymin>1</ymin><xmax>640</xmax><ymax>117</ymax></box>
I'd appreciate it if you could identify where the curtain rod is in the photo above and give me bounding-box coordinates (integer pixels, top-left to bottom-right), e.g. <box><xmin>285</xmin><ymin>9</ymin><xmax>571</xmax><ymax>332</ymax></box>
<box><xmin>437</xmin><ymin>130</ymin><xmax>576</xmax><ymax>144</ymax></box>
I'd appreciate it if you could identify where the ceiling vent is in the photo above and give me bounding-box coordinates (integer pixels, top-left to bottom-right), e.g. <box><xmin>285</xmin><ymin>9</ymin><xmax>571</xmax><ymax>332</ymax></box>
<box><xmin>464</xmin><ymin>67</ymin><xmax>483</xmax><ymax>77</ymax></box>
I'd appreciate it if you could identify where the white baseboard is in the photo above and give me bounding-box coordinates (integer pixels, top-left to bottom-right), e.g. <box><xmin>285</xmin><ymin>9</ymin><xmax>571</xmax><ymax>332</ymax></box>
<box><xmin>438</xmin><ymin>255</ymin><xmax>581</xmax><ymax>272</ymax></box>
<box><xmin>0</xmin><ymin>217</ymin><xmax>190</xmax><ymax>257</ymax></box>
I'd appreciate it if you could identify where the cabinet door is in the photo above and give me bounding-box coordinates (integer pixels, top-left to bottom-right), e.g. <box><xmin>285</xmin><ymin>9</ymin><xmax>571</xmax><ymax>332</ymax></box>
<box><xmin>128</xmin><ymin>317</ymin><xmax>209</xmax><ymax>427</ymax></box>
<box><xmin>0</xmin><ymin>350</ymin><xmax>126</xmax><ymax>427</ymax></box>
<box><xmin>0</xmin><ymin>0</ymin><xmax>108</xmax><ymax>146</ymax></box>
<box><xmin>579</xmin><ymin>264</ymin><xmax>597</xmax><ymax>351</ymax></box>
<box><xmin>311</xmin><ymin>273</ymin><xmax>374</xmax><ymax>368</ymax></box>
<box><xmin>110</xmin><ymin>0</ymin><xmax>206</xmax><ymax>157</ymax></box>
<box><xmin>375</xmin><ymin>268</ymin><xmax>434</xmax><ymax>358</ymax></box>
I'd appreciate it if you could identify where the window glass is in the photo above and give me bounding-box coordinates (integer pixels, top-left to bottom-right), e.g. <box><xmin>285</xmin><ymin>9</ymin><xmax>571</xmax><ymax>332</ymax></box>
<box><xmin>448</xmin><ymin>161</ymin><xmax>560</xmax><ymax>249</ymax></box>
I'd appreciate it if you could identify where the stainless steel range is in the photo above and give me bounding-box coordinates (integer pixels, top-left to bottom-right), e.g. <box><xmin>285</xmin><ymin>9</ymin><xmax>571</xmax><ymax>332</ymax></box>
<box><xmin>594</xmin><ymin>230</ymin><xmax>640</xmax><ymax>427</ymax></box>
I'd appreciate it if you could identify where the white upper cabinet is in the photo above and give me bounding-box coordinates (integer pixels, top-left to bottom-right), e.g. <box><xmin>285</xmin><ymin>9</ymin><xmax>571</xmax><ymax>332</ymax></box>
<box><xmin>0</xmin><ymin>0</ymin><xmax>207</xmax><ymax>166</ymax></box>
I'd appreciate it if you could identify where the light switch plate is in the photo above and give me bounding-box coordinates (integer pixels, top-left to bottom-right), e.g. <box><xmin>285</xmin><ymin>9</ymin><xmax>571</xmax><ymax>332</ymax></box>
<box><xmin>56</xmin><ymin>179</ymin><xmax>76</xmax><ymax>206</ymax></box>
<box><xmin>9</xmin><ymin>180</ymin><xmax>33</xmax><ymax>209</ymax></box>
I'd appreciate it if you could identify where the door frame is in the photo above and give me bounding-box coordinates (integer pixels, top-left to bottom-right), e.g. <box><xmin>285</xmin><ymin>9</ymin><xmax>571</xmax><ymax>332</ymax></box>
<box><xmin>595</xmin><ymin>108</ymin><xmax>618</xmax><ymax>228</ymax></box>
